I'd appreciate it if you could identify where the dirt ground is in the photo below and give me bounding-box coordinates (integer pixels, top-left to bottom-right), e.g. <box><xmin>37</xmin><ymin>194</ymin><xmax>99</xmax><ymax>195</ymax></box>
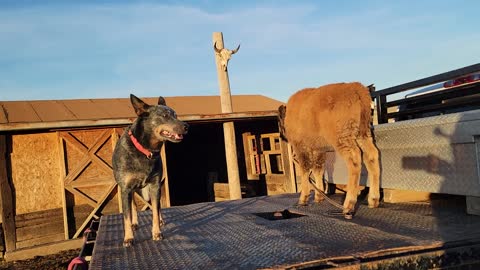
<box><xmin>0</xmin><ymin>249</ymin><xmax>80</xmax><ymax>270</ymax></box>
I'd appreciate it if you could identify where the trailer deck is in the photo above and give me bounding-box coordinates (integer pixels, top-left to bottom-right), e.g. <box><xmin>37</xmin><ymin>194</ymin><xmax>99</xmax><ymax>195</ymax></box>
<box><xmin>89</xmin><ymin>193</ymin><xmax>480</xmax><ymax>269</ymax></box>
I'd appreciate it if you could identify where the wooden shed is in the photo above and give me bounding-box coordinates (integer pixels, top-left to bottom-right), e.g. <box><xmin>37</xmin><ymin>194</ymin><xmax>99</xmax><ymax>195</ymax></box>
<box><xmin>0</xmin><ymin>94</ymin><xmax>295</xmax><ymax>255</ymax></box>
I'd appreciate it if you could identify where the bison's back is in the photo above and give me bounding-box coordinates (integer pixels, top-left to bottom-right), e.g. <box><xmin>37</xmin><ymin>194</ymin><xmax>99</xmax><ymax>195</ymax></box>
<box><xmin>284</xmin><ymin>82</ymin><xmax>372</xmax><ymax>150</ymax></box>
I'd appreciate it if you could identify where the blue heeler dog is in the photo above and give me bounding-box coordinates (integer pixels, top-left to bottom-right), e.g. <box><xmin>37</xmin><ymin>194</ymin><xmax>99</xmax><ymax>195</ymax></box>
<box><xmin>112</xmin><ymin>94</ymin><xmax>188</xmax><ymax>247</ymax></box>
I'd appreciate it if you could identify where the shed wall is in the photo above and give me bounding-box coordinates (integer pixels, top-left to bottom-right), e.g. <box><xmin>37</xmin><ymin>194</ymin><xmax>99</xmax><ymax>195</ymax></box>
<box><xmin>11</xmin><ymin>133</ymin><xmax>62</xmax><ymax>214</ymax></box>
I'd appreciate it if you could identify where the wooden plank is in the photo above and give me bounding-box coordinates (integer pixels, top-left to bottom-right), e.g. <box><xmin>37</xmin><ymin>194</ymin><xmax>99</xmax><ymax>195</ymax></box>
<box><xmin>111</xmin><ymin>129</ymin><xmax>123</xmax><ymax>213</ymax></box>
<box><xmin>63</xmin><ymin>155</ymin><xmax>91</xmax><ymax>186</ymax></box>
<box><xmin>287</xmin><ymin>143</ymin><xmax>297</xmax><ymax>192</ymax></box>
<box><xmin>383</xmin><ymin>189</ymin><xmax>431</xmax><ymax>203</ymax></box>
<box><xmin>64</xmin><ymin>186</ymin><xmax>98</xmax><ymax>207</ymax></box>
<box><xmin>57</xmin><ymin>133</ymin><xmax>69</xmax><ymax>240</ymax></box>
<box><xmin>160</xmin><ymin>144</ymin><xmax>171</xmax><ymax>208</ymax></box>
<box><xmin>214</xmin><ymin>183</ymin><xmax>230</xmax><ymax>202</ymax></box>
<box><xmin>0</xmin><ymin>111</ymin><xmax>279</xmax><ymax>132</ymax></box>
<box><xmin>87</xmin><ymin>130</ymin><xmax>114</xmax><ymax>173</ymax></box>
<box><xmin>4</xmin><ymin>238</ymin><xmax>83</xmax><ymax>262</ymax></box>
<box><xmin>0</xmin><ymin>135</ymin><xmax>16</xmax><ymax>251</ymax></box>
<box><xmin>72</xmin><ymin>183</ymin><xmax>116</xmax><ymax>238</ymax></box>
<box><xmin>16</xmin><ymin>209</ymin><xmax>63</xmax><ymax>228</ymax></box>
<box><xmin>242</xmin><ymin>132</ymin><xmax>259</xmax><ymax>180</ymax></box>
<box><xmin>264</xmin><ymin>153</ymin><xmax>272</xmax><ymax>175</ymax></box>
<box><xmin>15</xmin><ymin>233</ymin><xmax>65</xmax><ymax>250</ymax></box>
<box><xmin>16</xmin><ymin>219</ymin><xmax>64</xmax><ymax>242</ymax></box>
<box><xmin>69</xmin><ymin>178</ymin><xmax>114</xmax><ymax>188</ymax></box>
<box><xmin>265</xmin><ymin>174</ymin><xmax>287</xmax><ymax>195</ymax></box>
<box><xmin>280</xmin><ymin>140</ymin><xmax>296</xmax><ymax>193</ymax></box>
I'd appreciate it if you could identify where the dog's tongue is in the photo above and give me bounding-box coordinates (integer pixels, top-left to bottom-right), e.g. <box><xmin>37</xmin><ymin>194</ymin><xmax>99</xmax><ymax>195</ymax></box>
<box><xmin>175</xmin><ymin>134</ymin><xmax>183</xmax><ymax>140</ymax></box>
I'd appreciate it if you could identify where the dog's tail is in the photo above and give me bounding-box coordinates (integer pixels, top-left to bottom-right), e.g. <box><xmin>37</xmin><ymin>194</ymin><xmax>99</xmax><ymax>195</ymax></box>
<box><xmin>141</xmin><ymin>187</ymin><xmax>150</xmax><ymax>202</ymax></box>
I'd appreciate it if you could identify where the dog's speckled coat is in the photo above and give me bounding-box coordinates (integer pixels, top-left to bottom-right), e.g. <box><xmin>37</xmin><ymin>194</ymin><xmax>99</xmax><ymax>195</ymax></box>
<box><xmin>112</xmin><ymin>94</ymin><xmax>188</xmax><ymax>247</ymax></box>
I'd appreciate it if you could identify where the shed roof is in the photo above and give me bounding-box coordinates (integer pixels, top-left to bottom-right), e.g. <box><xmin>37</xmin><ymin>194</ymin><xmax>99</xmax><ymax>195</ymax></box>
<box><xmin>0</xmin><ymin>95</ymin><xmax>284</xmax><ymax>131</ymax></box>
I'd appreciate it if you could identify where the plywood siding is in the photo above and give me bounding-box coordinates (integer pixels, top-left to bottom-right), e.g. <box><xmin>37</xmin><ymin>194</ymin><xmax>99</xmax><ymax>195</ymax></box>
<box><xmin>10</xmin><ymin>133</ymin><xmax>62</xmax><ymax>214</ymax></box>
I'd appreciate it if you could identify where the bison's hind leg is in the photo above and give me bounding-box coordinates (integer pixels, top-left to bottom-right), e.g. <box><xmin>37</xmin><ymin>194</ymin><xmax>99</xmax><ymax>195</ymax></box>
<box><xmin>357</xmin><ymin>137</ymin><xmax>381</xmax><ymax>208</ymax></box>
<box><xmin>312</xmin><ymin>153</ymin><xmax>327</xmax><ymax>203</ymax></box>
<box><xmin>297</xmin><ymin>168</ymin><xmax>312</xmax><ymax>206</ymax></box>
<box><xmin>337</xmin><ymin>146</ymin><xmax>362</xmax><ymax>215</ymax></box>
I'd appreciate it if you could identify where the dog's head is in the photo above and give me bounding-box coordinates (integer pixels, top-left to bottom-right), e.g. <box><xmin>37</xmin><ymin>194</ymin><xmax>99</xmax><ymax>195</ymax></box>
<box><xmin>277</xmin><ymin>105</ymin><xmax>288</xmax><ymax>142</ymax></box>
<box><xmin>130</xmin><ymin>94</ymin><xmax>188</xmax><ymax>143</ymax></box>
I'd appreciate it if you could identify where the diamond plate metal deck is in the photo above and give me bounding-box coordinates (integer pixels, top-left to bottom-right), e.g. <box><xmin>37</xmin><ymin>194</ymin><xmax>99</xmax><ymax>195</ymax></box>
<box><xmin>90</xmin><ymin>194</ymin><xmax>480</xmax><ymax>269</ymax></box>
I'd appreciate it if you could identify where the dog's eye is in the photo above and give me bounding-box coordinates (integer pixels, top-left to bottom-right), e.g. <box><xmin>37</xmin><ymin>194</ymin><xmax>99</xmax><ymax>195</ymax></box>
<box><xmin>162</xmin><ymin>113</ymin><xmax>169</xmax><ymax>118</ymax></box>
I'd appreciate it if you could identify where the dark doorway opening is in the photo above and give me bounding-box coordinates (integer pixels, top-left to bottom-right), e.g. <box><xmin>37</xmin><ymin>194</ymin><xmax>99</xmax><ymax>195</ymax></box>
<box><xmin>166</xmin><ymin>122</ymin><xmax>227</xmax><ymax>206</ymax></box>
<box><xmin>166</xmin><ymin>118</ymin><xmax>282</xmax><ymax>206</ymax></box>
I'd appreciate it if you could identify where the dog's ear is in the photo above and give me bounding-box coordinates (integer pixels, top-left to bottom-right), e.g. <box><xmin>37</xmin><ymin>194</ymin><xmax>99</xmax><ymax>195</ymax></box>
<box><xmin>130</xmin><ymin>94</ymin><xmax>150</xmax><ymax>117</ymax></box>
<box><xmin>158</xmin><ymin>96</ymin><xmax>166</xmax><ymax>106</ymax></box>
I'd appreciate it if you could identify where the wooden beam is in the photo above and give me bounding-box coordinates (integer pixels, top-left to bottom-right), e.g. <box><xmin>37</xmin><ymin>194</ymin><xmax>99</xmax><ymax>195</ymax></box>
<box><xmin>111</xmin><ymin>129</ymin><xmax>123</xmax><ymax>213</ymax></box>
<box><xmin>72</xmin><ymin>183</ymin><xmax>116</xmax><ymax>238</ymax></box>
<box><xmin>4</xmin><ymin>238</ymin><xmax>83</xmax><ymax>262</ymax></box>
<box><xmin>57</xmin><ymin>133</ymin><xmax>70</xmax><ymax>240</ymax></box>
<box><xmin>0</xmin><ymin>135</ymin><xmax>16</xmax><ymax>251</ymax></box>
<box><xmin>0</xmin><ymin>111</ymin><xmax>280</xmax><ymax>132</ymax></box>
<box><xmin>287</xmin><ymin>143</ymin><xmax>297</xmax><ymax>193</ymax></box>
<box><xmin>213</xmin><ymin>32</ymin><xmax>242</xmax><ymax>200</ymax></box>
<box><xmin>160</xmin><ymin>144</ymin><xmax>171</xmax><ymax>208</ymax></box>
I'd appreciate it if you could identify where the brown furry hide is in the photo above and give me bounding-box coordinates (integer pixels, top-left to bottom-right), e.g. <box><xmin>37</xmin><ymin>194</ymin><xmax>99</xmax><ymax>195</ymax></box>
<box><xmin>279</xmin><ymin>82</ymin><xmax>380</xmax><ymax>216</ymax></box>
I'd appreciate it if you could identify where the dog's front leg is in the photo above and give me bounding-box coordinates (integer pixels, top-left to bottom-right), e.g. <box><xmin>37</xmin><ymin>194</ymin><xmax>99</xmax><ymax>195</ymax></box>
<box><xmin>149</xmin><ymin>182</ymin><xmax>163</xmax><ymax>241</ymax></box>
<box><xmin>121</xmin><ymin>189</ymin><xmax>135</xmax><ymax>247</ymax></box>
<box><xmin>131</xmin><ymin>197</ymin><xmax>138</xmax><ymax>231</ymax></box>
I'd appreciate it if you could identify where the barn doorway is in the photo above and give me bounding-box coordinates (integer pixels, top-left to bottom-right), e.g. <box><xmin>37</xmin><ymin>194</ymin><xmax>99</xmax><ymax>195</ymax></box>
<box><xmin>165</xmin><ymin>122</ymin><xmax>227</xmax><ymax>206</ymax></box>
<box><xmin>165</xmin><ymin>118</ymin><xmax>289</xmax><ymax>206</ymax></box>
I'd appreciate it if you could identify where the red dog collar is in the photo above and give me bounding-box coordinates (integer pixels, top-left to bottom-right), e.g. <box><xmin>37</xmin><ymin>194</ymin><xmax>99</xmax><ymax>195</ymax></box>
<box><xmin>128</xmin><ymin>130</ymin><xmax>154</xmax><ymax>159</ymax></box>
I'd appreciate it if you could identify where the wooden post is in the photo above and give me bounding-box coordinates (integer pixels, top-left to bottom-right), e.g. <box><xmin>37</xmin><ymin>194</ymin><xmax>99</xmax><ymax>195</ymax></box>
<box><xmin>281</xmin><ymin>139</ymin><xmax>296</xmax><ymax>193</ymax></box>
<box><xmin>0</xmin><ymin>135</ymin><xmax>16</xmax><ymax>251</ymax></box>
<box><xmin>57</xmin><ymin>133</ymin><xmax>69</xmax><ymax>240</ymax></box>
<box><xmin>160</xmin><ymin>144</ymin><xmax>171</xmax><ymax>208</ymax></box>
<box><xmin>213</xmin><ymin>32</ymin><xmax>242</xmax><ymax>200</ymax></box>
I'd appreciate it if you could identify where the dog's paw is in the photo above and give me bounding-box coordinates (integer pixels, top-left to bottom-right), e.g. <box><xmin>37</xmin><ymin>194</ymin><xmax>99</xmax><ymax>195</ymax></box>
<box><xmin>152</xmin><ymin>232</ymin><xmax>164</xmax><ymax>241</ymax></box>
<box><xmin>123</xmin><ymin>238</ymin><xmax>134</xmax><ymax>247</ymax></box>
<box><xmin>131</xmin><ymin>224</ymin><xmax>138</xmax><ymax>231</ymax></box>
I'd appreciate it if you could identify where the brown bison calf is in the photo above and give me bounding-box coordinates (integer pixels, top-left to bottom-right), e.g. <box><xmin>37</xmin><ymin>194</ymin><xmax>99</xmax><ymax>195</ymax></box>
<box><xmin>278</xmin><ymin>82</ymin><xmax>380</xmax><ymax>216</ymax></box>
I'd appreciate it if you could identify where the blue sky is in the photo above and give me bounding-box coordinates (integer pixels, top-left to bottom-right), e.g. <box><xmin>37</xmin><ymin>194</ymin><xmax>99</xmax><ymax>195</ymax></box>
<box><xmin>1</xmin><ymin>0</ymin><xmax>479</xmax><ymax>102</ymax></box>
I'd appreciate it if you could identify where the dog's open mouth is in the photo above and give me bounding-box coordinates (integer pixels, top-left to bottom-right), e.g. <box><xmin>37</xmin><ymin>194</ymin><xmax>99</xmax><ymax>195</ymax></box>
<box><xmin>160</xmin><ymin>130</ymin><xmax>184</xmax><ymax>142</ymax></box>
